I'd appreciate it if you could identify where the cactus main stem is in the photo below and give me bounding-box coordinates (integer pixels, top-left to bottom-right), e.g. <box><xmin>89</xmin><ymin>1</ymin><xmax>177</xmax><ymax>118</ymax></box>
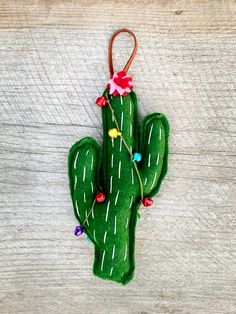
<box><xmin>93</xmin><ymin>202</ymin><xmax>139</xmax><ymax>284</ymax></box>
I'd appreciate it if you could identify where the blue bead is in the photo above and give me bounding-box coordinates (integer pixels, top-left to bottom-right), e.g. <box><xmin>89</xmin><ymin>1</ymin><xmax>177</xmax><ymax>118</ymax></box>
<box><xmin>133</xmin><ymin>152</ymin><xmax>142</xmax><ymax>162</ymax></box>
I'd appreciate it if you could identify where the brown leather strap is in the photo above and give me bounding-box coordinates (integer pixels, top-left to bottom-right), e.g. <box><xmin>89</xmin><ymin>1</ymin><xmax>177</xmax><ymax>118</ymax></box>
<box><xmin>108</xmin><ymin>28</ymin><xmax>138</xmax><ymax>77</ymax></box>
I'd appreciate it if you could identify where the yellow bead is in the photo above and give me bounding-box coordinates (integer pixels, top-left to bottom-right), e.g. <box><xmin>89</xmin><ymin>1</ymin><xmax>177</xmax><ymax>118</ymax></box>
<box><xmin>108</xmin><ymin>128</ymin><xmax>121</xmax><ymax>138</ymax></box>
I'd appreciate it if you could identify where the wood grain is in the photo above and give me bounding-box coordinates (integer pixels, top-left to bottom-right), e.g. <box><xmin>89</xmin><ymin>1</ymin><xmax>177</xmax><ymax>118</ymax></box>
<box><xmin>0</xmin><ymin>1</ymin><xmax>235</xmax><ymax>313</ymax></box>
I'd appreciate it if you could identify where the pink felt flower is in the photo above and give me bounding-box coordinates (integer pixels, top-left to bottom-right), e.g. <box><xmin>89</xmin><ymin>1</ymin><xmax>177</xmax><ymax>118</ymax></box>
<box><xmin>107</xmin><ymin>70</ymin><xmax>133</xmax><ymax>96</ymax></box>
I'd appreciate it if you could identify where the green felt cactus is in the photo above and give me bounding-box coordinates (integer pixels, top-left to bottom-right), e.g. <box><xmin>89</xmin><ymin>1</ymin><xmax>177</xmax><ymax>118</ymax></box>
<box><xmin>68</xmin><ymin>28</ymin><xmax>169</xmax><ymax>285</ymax></box>
<box><xmin>68</xmin><ymin>89</ymin><xmax>169</xmax><ymax>285</ymax></box>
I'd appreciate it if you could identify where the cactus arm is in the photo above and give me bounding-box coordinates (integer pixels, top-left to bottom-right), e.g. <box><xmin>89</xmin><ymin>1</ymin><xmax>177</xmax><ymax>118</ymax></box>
<box><xmin>68</xmin><ymin>137</ymin><xmax>101</xmax><ymax>241</ymax></box>
<box><xmin>139</xmin><ymin>113</ymin><xmax>169</xmax><ymax>196</ymax></box>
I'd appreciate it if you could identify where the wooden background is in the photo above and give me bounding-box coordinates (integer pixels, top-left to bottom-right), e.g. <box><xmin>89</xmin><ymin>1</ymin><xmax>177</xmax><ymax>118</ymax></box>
<box><xmin>0</xmin><ymin>1</ymin><xmax>235</xmax><ymax>313</ymax></box>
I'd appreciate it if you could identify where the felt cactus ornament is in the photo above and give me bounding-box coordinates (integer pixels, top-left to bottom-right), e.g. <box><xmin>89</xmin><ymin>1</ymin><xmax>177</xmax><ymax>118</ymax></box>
<box><xmin>68</xmin><ymin>29</ymin><xmax>169</xmax><ymax>285</ymax></box>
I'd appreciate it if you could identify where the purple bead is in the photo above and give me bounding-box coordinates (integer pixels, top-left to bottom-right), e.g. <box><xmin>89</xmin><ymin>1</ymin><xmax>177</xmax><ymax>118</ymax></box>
<box><xmin>74</xmin><ymin>225</ymin><xmax>83</xmax><ymax>237</ymax></box>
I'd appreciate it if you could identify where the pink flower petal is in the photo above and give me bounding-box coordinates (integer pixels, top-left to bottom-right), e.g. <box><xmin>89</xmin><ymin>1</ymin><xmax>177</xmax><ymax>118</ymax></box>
<box><xmin>107</xmin><ymin>71</ymin><xmax>133</xmax><ymax>96</ymax></box>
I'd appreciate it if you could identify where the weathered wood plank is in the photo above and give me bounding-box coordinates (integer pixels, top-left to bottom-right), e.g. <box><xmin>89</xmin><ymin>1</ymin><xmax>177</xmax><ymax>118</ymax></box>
<box><xmin>0</xmin><ymin>1</ymin><xmax>236</xmax><ymax>313</ymax></box>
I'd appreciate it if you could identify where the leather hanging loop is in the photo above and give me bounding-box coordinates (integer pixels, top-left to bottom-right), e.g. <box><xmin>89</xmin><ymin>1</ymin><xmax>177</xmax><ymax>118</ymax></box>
<box><xmin>108</xmin><ymin>28</ymin><xmax>138</xmax><ymax>77</ymax></box>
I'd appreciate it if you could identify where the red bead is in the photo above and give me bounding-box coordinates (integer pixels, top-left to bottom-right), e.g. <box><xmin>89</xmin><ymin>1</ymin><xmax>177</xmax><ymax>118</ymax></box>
<box><xmin>96</xmin><ymin>96</ymin><xmax>108</xmax><ymax>107</ymax></box>
<box><xmin>96</xmin><ymin>192</ymin><xmax>106</xmax><ymax>203</ymax></box>
<box><xmin>143</xmin><ymin>197</ymin><xmax>153</xmax><ymax>207</ymax></box>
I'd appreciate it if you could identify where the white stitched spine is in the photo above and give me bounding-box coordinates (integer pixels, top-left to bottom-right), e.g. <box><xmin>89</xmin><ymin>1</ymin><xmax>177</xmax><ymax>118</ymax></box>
<box><xmin>120</xmin><ymin>111</ymin><xmax>124</xmax><ymax>130</ymax></box>
<box><xmin>83</xmin><ymin>192</ymin><xmax>86</xmax><ymax>203</ymax></box>
<box><xmin>130</xmin><ymin>123</ymin><xmax>132</xmax><ymax>137</ymax></box>
<box><xmin>111</xmin><ymin>137</ymin><xmax>114</xmax><ymax>147</ymax></box>
<box><xmin>105</xmin><ymin>201</ymin><xmax>110</xmax><ymax>222</ymax></box>
<box><xmin>74</xmin><ymin>175</ymin><xmax>77</xmax><ymax>190</ymax></box>
<box><xmin>130</xmin><ymin>100</ymin><xmax>132</xmax><ymax>115</ymax></box>
<box><xmin>129</xmin><ymin>196</ymin><xmax>134</xmax><ymax>208</ymax></box>
<box><xmin>91</xmin><ymin>182</ymin><xmax>94</xmax><ymax>193</ymax></box>
<box><xmin>144</xmin><ymin>177</ymin><xmax>147</xmax><ymax>186</ymax></box>
<box><xmin>101</xmin><ymin>250</ymin><xmax>106</xmax><ymax>271</ymax></box>
<box><xmin>150</xmin><ymin>172</ymin><xmax>157</xmax><ymax>190</ymax></box>
<box><xmin>83</xmin><ymin>166</ymin><xmax>86</xmax><ymax>182</ymax></box>
<box><xmin>119</xmin><ymin>137</ymin><xmax>122</xmax><ymax>152</ymax></box>
<box><xmin>74</xmin><ymin>152</ymin><xmax>79</xmax><ymax>169</ymax></box>
<box><xmin>110</xmin><ymin>176</ymin><xmax>113</xmax><ymax>193</ymax></box>
<box><xmin>112</xmin><ymin>245</ymin><xmax>115</xmax><ymax>260</ymax></box>
<box><xmin>148</xmin><ymin>124</ymin><xmax>153</xmax><ymax>144</ymax></box>
<box><xmin>110</xmin><ymin>267</ymin><xmax>114</xmax><ymax>276</ymax></box>
<box><xmin>156</xmin><ymin>153</ymin><xmax>160</xmax><ymax>166</ymax></box>
<box><xmin>92</xmin><ymin>207</ymin><xmax>94</xmax><ymax>219</ymax></box>
<box><xmin>159</xmin><ymin>127</ymin><xmax>162</xmax><ymax>140</ymax></box>
<box><xmin>148</xmin><ymin>154</ymin><xmax>151</xmax><ymax>167</ymax></box>
<box><xmin>86</xmin><ymin>149</ymin><xmax>89</xmax><ymax>156</ymax></box>
<box><xmin>115</xmin><ymin>190</ymin><xmax>120</xmax><ymax>205</ymax></box>
<box><xmin>118</xmin><ymin>160</ymin><xmax>121</xmax><ymax>179</ymax></box>
<box><xmin>114</xmin><ymin>216</ymin><xmax>117</xmax><ymax>235</ymax></box>
<box><xmin>93</xmin><ymin>230</ymin><xmax>96</xmax><ymax>242</ymax></box>
<box><xmin>91</xmin><ymin>155</ymin><xmax>93</xmax><ymax>170</ymax></box>
<box><xmin>85</xmin><ymin>210</ymin><xmax>89</xmax><ymax>226</ymax></box>
<box><xmin>125</xmin><ymin>218</ymin><xmax>129</xmax><ymax>229</ymax></box>
<box><xmin>124</xmin><ymin>244</ymin><xmax>128</xmax><ymax>261</ymax></box>
<box><xmin>103</xmin><ymin>231</ymin><xmax>107</xmax><ymax>244</ymax></box>
<box><xmin>120</xmin><ymin>95</ymin><xmax>123</xmax><ymax>105</ymax></box>
<box><xmin>111</xmin><ymin>154</ymin><xmax>114</xmax><ymax>168</ymax></box>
